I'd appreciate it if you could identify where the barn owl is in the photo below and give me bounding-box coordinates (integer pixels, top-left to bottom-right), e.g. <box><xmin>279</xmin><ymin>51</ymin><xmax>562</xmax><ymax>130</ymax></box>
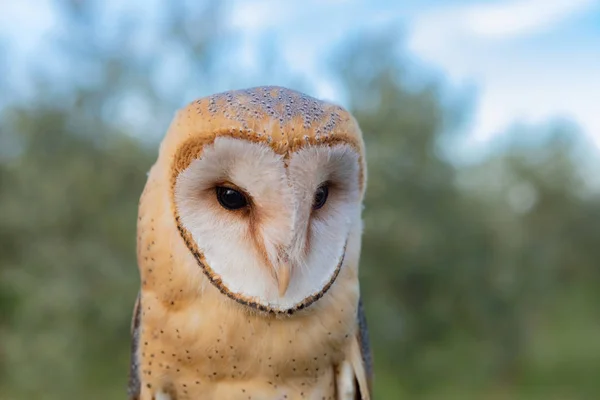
<box><xmin>128</xmin><ymin>86</ymin><xmax>373</xmax><ymax>400</ymax></box>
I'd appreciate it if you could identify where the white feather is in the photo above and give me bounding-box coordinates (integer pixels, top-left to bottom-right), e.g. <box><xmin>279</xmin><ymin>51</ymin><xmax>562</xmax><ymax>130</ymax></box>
<box><xmin>336</xmin><ymin>360</ymin><xmax>356</xmax><ymax>400</ymax></box>
<box><xmin>155</xmin><ymin>391</ymin><xmax>171</xmax><ymax>400</ymax></box>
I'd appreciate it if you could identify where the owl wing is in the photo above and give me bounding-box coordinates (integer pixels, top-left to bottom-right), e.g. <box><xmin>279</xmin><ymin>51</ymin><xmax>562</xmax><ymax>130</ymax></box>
<box><xmin>128</xmin><ymin>291</ymin><xmax>142</xmax><ymax>400</ymax></box>
<box><xmin>356</xmin><ymin>297</ymin><xmax>373</xmax><ymax>397</ymax></box>
<box><xmin>336</xmin><ymin>297</ymin><xmax>373</xmax><ymax>400</ymax></box>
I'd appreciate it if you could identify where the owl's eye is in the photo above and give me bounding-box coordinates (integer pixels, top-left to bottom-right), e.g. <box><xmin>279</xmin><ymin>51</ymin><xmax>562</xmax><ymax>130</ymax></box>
<box><xmin>216</xmin><ymin>187</ymin><xmax>248</xmax><ymax>210</ymax></box>
<box><xmin>312</xmin><ymin>185</ymin><xmax>329</xmax><ymax>210</ymax></box>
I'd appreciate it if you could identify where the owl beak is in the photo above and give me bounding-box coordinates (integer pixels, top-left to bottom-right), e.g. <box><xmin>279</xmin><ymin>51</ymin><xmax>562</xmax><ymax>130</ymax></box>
<box><xmin>276</xmin><ymin>262</ymin><xmax>291</xmax><ymax>297</ymax></box>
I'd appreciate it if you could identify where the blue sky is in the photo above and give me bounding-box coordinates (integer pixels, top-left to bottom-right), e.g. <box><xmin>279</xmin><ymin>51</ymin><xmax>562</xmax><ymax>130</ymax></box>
<box><xmin>2</xmin><ymin>0</ymin><xmax>599</xmax><ymax>157</ymax></box>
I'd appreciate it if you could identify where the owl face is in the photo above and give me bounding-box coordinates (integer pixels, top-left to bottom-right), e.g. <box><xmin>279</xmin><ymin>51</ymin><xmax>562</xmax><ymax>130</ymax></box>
<box><xmin>172</xmin><ymin>135</ymin><xmax>362</xmax><ymax>314</ymax></box>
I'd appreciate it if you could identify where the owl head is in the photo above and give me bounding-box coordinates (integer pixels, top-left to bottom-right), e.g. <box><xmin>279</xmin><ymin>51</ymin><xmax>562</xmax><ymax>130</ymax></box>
<box><xmin>141</xmin><ymin>86</ymin><xmax>366</xmax><ymax>315</ymax></box>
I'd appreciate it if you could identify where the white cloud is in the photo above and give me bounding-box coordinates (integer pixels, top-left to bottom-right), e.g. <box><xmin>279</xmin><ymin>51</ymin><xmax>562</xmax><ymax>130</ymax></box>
<box><xmin>464</xmin><ymin>0</ymin><xmax>596</xmax><ymax>39</ymax></box>
<box><xmin>0</xmin><ymin>0</ymin><xmax>57</xmax><ymax>51</ymax></box>
<box><xmin>227</xmin><ymin>0</ymin><xmax>298</xmax><ymax>31</ymax></box>
<box><xmin>473</xmin><ymin>70</ymin><xmax>600</xmax><ymax>140</ymax></box>
<box><xmin>407</xmin><ymin>0</ymin><xmax>598</xmax><ymax>73</ymax></box>
<box><xmin>409</xmin><ymin>0</ymin><xmax>597</xmax><ymax>49</ymax></box>
<box><xmin>406</xmin><ymin>0</ymin><xmax>600</xmax><ymax>150</ymax></box>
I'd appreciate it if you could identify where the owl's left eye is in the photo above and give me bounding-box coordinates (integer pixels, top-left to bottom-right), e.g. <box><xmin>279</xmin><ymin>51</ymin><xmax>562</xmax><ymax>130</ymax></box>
<box><xmin>312</xmin><ymin>185</ymin><xmax>329</xmax><ymax>210</ymax></box>
<box><xmin>216</xmin><ymin>187</ymin><xmax>248</xmax><ymax>210</ymax></box>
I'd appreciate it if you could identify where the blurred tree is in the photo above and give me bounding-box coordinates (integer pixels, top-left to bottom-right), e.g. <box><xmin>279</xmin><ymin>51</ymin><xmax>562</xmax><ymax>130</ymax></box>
<box><xmin>0</xmin><ymin>106</ymin><xmax>150</xmax><ymax>398</ymax></box>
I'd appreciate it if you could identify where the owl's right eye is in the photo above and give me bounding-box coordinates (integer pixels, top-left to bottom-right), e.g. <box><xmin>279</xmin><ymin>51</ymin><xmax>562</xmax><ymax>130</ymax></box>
<box><xmin>216</xmin><ymin>187</ymin><xmax>248</xmax><ymax>210</ymax></box>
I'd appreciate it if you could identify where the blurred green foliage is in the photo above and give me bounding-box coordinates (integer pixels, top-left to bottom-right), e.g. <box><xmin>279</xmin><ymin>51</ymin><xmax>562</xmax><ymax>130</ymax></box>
<box><xmin>1</xmin><ymin>2</ymin><xmax>599</xmax><ymax>399</ymax></box>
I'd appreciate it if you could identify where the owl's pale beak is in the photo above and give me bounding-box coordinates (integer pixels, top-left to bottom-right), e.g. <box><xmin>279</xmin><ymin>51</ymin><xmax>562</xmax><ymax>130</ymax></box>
<box><xmin>276</xmin><ymin>262</ymin><xmax>291</xmax><ymax>297</ymax></box>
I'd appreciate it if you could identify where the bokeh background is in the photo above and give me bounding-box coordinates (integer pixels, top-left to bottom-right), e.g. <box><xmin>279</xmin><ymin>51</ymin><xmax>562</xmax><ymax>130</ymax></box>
<box><xmin>1</xmin><ymin>1</ymin><xmax>600</xmax><ymax>399</ymax></box>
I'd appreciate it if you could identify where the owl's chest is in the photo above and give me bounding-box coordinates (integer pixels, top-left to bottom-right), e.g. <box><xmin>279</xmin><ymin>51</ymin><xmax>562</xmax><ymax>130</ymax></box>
<box><xmin>139</xmin><ymin>322</ymin><xmax>341</xmax><ymax>400</ymax></box>
<box><xmin>146</xmin><ymin>369</ymin><xmax>337</xmax><ymax>400</ymax></box>
<box><xmin>138</xmin><ymin>292</ymin><xmax>353</xmax><ymax>400</ymax></box>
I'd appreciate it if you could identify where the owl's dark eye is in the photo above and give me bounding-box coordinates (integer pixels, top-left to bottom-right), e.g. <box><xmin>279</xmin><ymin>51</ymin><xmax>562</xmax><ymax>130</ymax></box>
<box><xmin>313</xmin><ymin>185</ymin><xmax>329</xmax><ymax>210</ymax></box>
<box><xmin>216</xmin><ymin>187</ymin><xmax>248</xmax><ymax>210</ymax></box>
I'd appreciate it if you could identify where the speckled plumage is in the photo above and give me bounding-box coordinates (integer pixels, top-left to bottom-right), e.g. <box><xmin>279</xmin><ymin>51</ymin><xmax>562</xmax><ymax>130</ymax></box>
<box><xmin>129</xmin><ymin>86</ymin><xmax>372</xmax><ymax>400</ymax></box>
